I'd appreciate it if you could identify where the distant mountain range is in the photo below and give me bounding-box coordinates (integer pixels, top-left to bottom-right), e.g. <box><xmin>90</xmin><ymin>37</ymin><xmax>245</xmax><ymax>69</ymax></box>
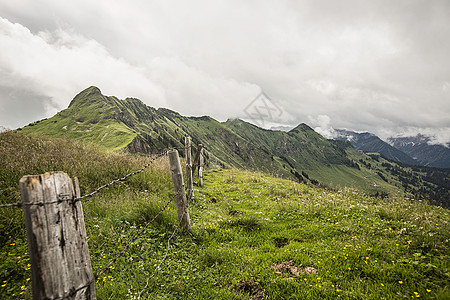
<box><xmin>334</xmin><ymin>130</ymin><xmax>450</xmax><ymax>169</ymax></box>
<box><xmin>388</xmin><ymin>135</ymin><xmax>450</xmax><ymax>168</ymax></box>
<box><xmin>334</xmin><ymin>129</ymin><xmax>418</xmax><ymax>165</ymax></box>
<box><xmin>17</xmin><ymin>86</ymin><xmax>449</xmax><ymax>205</ymax></box>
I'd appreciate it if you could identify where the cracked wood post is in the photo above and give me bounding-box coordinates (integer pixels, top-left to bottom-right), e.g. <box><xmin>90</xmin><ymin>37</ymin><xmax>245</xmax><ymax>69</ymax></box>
<box><xmin>19</xmin><ymin>172</ymin><xmax>96</xmax><ymax>300</ymax></box>
<box><xmin>199</xmin><ymin>146</ymin><xmax>204</xmax><ymax>187</ymax></box>
<box><xmin>168</xmin><ymin>149</ymin><xmax>191</xmax><ymax>231</ymax></box>
<box><xmin>185</xmin><ymin>137</ymin><xmax>194</xmax><ymax>200</ymax></box>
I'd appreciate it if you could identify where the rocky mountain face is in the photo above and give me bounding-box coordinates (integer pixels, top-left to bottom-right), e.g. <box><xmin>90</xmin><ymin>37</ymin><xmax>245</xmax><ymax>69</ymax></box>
<box><xmin>388</xmin><ymin>135</ymin><xmax>450</xmax><ymax>169</ymax></box>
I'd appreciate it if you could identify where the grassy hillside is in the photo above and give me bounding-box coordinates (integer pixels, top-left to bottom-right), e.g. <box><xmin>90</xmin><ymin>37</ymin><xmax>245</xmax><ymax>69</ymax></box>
<box><xmin>19</xmin><ymin>86</ymin><xmax>450</xmax><ymax>204</ymax></box>
<box><xmin>1</xmin><ymin>131</ymin><xmax>449</xmax><ymax>299</ymax></box>
<box><xmin>14</xmin><ymin>87</ymin><xmax>398</xmax><ymax>197</ymax></box>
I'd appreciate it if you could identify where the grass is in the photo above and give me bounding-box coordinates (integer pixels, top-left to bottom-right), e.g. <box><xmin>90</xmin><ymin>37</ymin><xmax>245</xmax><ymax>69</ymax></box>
<box><xmin>0</xmin><ymin>131</ymin><xmax>449</xmax><ymax>299</ymax></box>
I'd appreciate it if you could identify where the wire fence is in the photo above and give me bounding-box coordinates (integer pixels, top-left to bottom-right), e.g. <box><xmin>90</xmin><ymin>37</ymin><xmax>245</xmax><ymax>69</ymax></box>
<box><xmin>0</xmin><ymin>150</ymin><xmax>170</xmax><ymax>208</ymax></box>
<box><xmin>56</xmin><ymin>195</ymin><xmax>176</xmax><ymax>300</ymax></box>
<box><xmin>0</xmin><ymin>147</ymin><xmax>193</xmax><ymax>299</ymax></box>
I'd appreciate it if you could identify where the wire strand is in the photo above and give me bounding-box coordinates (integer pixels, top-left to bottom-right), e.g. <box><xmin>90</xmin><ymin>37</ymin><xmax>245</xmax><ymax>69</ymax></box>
<box><xmin>94</xmin><ymin>196</ymin><xmax>174</xmax><ymax>280</ymax></box>
<box><xmin>52</xmin><ymin>195</ymin><xmax>175</xmax><ymax>300</ymax></box>
<box><xmin>0</xmin><ymin>150</ymin><xmax>169</xmax><ymax>208</ymax></box>
<box><xmin>138</xmin><ymin>226</ymin><xmax>178</xmax><ymax>299</ymax></box>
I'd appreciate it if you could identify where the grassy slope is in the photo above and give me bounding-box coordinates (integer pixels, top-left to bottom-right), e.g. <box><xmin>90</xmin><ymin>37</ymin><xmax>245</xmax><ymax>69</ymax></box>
<box><xmin>224</xmin><ymin>119</ymin><xmax>401</xmax><ymax>195</ymax></box>
<box><xmin>1</xmin><ymin>131</ymin><xmax>449</xmax><ymax>299</ymax></box>
<box><xmin>20</xmin><ymin>87</ymin><xmax>136</xmax><ymax>151</ymax></box>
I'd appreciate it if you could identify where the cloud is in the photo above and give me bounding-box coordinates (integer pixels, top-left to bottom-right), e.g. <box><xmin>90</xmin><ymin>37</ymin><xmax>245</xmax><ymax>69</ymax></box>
<box><xmin>0</xmin><ymin>83</ymin><xmax>49</xmax><ymax>129</ymax></box>
<box><xmin>0</xmin><ymin>17</ymin><xmax>165</xmax><ymax>127</ymax></box>
<box><xmin>0</xmin><ymin>0</ymin><xmax>449</xmax><ymax>144</ymax></box>
<box><xmin>145</xmin><ymin>56</ymin><xmax>261</xmax><ymax>120</ymax></box>
<box><xmin>309</xmin><ymin>115</ymin><xmax>335</xmax><ymax>139</ymax></box>
<box><xmin>383</xmin><ymin>127</ymin><xmax>450</xmax><ymax>148</ymax></box>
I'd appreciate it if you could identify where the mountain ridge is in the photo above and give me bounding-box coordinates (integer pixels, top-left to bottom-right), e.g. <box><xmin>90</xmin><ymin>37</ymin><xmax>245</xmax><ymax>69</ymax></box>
<box><xmin>18</xmin><ymin>86</ymin><xmax>450</xmax><ymax>204</ymax></box>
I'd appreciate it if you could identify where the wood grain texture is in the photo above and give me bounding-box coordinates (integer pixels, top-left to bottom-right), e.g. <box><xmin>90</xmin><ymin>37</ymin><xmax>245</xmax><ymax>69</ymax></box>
<box><xmin>20</xmin><ymin>172</ymin><xmax>95</xmax><ymax>299</ymax></box>
<box><xmin>168</xmin><ymin>150</ymin><xmax>191</xmax><ymax>231</ymax></box>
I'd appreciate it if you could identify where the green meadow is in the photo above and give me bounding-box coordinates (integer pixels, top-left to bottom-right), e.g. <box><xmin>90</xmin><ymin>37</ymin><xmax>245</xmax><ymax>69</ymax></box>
<box><xmin>1</xmin><ymin>131</ymin><xmax>449</xmax><ymax>299</ymax></box>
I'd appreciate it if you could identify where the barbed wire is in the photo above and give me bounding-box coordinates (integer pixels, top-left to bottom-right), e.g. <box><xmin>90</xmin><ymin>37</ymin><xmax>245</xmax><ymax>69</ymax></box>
<box><xmin>0</xmin><ymin>150</ymin><xmax>169</xmax><ymax>209</ymax></box>
<box><xmin>53</xmin><ymin>194</ymin><xmax>175</xmax><ymax>300</ymax></box>
<box><xmin>138</xmin><ymin>206</ymin><xmax>188</xmax><ymax>299</ymax></box>
<box><xmin>94</xmin><ymin>196</ymin><xmax>174</xmax><ymax>280</ymax></box>
<box><xmin>138</xmin><ymin>225</ymin><xmax>178</xmax><ymax>299</ymax></box>
<box><xmin>74</xmin><ymin>150</ymin><xmax>169</xmax><ymax>203</ymax></box>
<box><xmin>0</xmin><ymin>201</ymin><xmax>22</xmax><ymax>208</ymax></box>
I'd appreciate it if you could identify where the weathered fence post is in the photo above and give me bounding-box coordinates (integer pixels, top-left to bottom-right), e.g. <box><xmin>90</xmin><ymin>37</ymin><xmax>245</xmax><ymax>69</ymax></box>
<box><xmin>168</xmin><ymin>150</ymin><xmax>191</xmax><ymax>231</ymax></box>
<box><xmin>199</xmin><ymin>146</ymin><xmax>204</xmax><ymax>187</ymax></box>
<box><xmin>185</xmin><ymin>137</ymin><xmax>194</xmax><ymax>200</ymax></box>
<box><xmin>192</xmin><ymin>144</ymin><xmax>202</xmax><ymax>178</ymax></box>
<box><xmin>19</xmin><ymin>172</ymin><xmax>96</xmax><ymax>300</ymax></box>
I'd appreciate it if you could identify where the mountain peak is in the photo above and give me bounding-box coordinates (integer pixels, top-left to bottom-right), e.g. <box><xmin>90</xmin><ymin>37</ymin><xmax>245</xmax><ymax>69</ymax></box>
<box><xmin>289</xmin><ymin>123</ymin><xmax>313</xmax><ymax>133</ymax></box>
<box><xmin>69</xmin><ymin>86</ymin><xmax>104</xmax><ymax>107</ymax></box>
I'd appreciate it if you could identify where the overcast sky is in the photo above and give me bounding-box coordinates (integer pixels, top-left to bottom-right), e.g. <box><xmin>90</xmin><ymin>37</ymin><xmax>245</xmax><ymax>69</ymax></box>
<box><xmin>1</xmin><ymin>0</ymin><xmax>449</xmax><ymax>144</ymax></box>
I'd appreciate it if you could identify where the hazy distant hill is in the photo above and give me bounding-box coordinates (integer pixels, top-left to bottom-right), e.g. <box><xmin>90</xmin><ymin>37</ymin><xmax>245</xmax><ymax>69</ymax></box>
<box><xmin>334</xmin><ymin>129</ymin><xmax>418</xmax><ymax>165</ymax></box>
<box><xmin>19</xmin><ymin>86</ymin><xmax>450</xmax><ymax>203</ymax></box>
<box><xmin>388</xmin><ymin>135</ymin><xmax>450</xmax><ymax>169</ymax></box>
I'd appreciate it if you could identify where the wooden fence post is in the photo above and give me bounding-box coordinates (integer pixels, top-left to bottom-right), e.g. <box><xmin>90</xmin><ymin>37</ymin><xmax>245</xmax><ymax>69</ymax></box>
<box><xmin>192</xmin><ymin>144</ymin><xmax>202</xmax><ymax>178</ymax></box>
<box><xmin>168</xmin><ymin>150</ymin><xmax>191</xmax><ymax>231</ymax></box>
<box><xmin>185</xmin><ymin>137</ymin><xmax>194</xmax><ymax>200</ymax></box>
<box><xmin>19</xmin><ymin>172</ymin><xmax>96</xmax><ymax>300</ymax></box>
<box><xmin>199</xmin><ymin>146</ymin><xmax>204</xmax><ymax>187</ymax></box>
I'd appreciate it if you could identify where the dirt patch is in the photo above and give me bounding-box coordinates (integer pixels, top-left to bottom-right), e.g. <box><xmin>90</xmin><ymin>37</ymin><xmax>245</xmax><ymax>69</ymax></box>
<box><xmin>270</xmin><ymin>260</ymin><xmax>317</xmax><ymax>276</ymax></box>
<box><xmin>233</xmin><ymin>279</ymin><xmax>265</xmax><ymax>300</ymax></box>
<box><xmin>273</xmin><ymin>236</ymin><xmax>289</xmax><ymax>248</ymax></box>
<box><xmin>229</xmin><ymin>210</ymin><xmax>244</xmax><ymax>216</ymax></box>
<box><xmin>292</xmin><ymin>238</ymin><xmax>306</xmax><ymax>243</ymax></box>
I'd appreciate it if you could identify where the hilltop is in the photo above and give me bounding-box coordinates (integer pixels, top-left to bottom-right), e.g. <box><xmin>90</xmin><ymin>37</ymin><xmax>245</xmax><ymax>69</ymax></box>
<box><xmin>19</xmin><ymin>86</ymin><xmax>450</xmax><ymax>204</ymax></box>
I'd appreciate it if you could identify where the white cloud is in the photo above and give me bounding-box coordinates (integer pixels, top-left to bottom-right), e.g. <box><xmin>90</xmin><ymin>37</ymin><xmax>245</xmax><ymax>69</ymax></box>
<box><xmin>0</xmin><ymin>0</ymin><xmax>449</xmax><ymax>144</ymax></box>
<box><xmin>145</xmin><ymin>56</ymin><xmax>261</xmax><ymax>120</ymax></box>
<box><xmin>443</xmin><ymin>82</ymin><xmax>450</xmax><ymax>93</ymax></box>
<box><xmin>309</xmin><ymin>115</ymin><xmax>335</xmax><ymax>139</ymax></box>
<box><xmin>383</xmin><ymin>127</ymin><xmax>450</xmax><ymax>147</ymax></box>
<box><xmin>0</xmin><ymin>17</ymin><xmax>165</xmax><ymax>121</ymax></box>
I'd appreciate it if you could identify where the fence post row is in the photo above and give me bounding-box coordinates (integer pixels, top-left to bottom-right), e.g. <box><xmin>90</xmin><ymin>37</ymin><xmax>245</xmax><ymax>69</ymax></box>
<box><xmin>16</xmin><ymin>149</ymin><xmax>197</xmax><ymax>298</ymax></box>
<box><xmin>20</xmin><ymin>172</ymin><xmax>96</xmax><ymax>300</ymax></box>
<box><xmin>168</xmin><ymin>149</ymin><xmax>191</xmax><ymax>231</ymax></box>
<box><xmin>185</xmin><ymin>137</ymin><xmax>194</xmax><ymax>200</ymax></box>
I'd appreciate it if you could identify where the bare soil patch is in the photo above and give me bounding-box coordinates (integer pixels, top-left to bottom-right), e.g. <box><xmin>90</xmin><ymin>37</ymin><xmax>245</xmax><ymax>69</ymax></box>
<box><xmin>270</xmin><ymin>260</ymin><xmax>317</xmax><ymax>276</ymax></box>
<box><xmin>233</xmin><ymin>279</ymin><xmax>265</xmax><ymax>300</ymax></box>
